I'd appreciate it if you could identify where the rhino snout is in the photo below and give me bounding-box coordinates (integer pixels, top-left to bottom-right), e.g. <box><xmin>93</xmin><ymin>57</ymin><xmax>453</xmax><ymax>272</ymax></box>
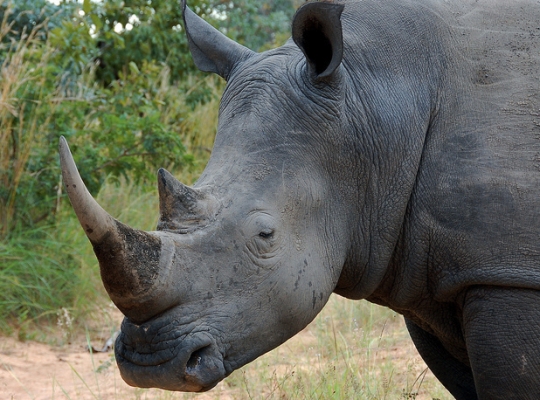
<box><xmin>99</xmin><ymin>231</ymin><xmax>180</xmax><ymax>323</ymax></box>
<box><xmin>116</xmin><ymin>318</ymin><xmax>226</xmax><ymax>391</ymax></box>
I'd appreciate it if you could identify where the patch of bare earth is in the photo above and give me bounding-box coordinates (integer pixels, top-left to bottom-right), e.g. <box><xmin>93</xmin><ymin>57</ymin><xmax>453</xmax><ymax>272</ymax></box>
<box><xmin>1</xmin><ymin>332</ymin><xmax>238</xmax><ymax>400</ymax></box>
<box><xmin>0</xmin><ymin>301</ymin><xmax>449</xmax><ymax>400</ymax></box>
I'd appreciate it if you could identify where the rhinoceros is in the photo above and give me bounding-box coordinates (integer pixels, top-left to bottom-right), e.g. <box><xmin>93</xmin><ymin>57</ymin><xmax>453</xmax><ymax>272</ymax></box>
<box><xmin>59</xmin><ymin>0</ymin><xmax>540</xmax><ymax>398</ymax></box>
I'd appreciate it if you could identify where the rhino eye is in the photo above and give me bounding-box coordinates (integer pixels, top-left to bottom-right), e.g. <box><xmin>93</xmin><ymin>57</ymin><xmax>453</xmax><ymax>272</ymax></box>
<box><xmin>259</xmin><ymin>229</ymin><xmax>274</xmax><ymax>239</ymax></box>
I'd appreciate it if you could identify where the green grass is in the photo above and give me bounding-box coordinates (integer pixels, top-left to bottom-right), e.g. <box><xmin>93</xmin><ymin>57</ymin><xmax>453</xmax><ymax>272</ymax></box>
<box><xmin>0</xmin><ymin>224</ymin><xmax>98</xmax><ymax>338</ymax></box>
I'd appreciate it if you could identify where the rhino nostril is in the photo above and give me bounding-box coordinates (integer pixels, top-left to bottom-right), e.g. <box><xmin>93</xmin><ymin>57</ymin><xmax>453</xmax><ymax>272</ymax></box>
<box><xmin>183</xmin><ymin>343</ymin><xmax>226</xmax><ymax>390</ymax></box>
<box><xmin>186</xmin><ymin>347</ymin><xmax>206</xmax><ymax>371</ymax></box>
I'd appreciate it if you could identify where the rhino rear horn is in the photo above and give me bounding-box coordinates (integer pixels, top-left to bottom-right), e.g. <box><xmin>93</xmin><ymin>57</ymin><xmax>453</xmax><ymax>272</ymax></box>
<box><xmin>157</xmin><ymin>168</ymin><xmax>208</xmax><ymax>230</ymax></box>
<box><xmin>292</xmin><ymin>2</ymin><xmax>345</xmax><ymax>79</ymax></box>
<box><xmin>182</xmin><ymin>0</ymin><xmax>255</xmax><ymax>80</ymax></box>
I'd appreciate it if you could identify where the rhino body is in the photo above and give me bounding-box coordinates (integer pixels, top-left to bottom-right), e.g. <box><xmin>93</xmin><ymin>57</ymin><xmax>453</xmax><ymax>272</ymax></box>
<box><xmin>60</xmin><ymin>0</ymin><xmax>540</xmax><ymax>398</ymax></box>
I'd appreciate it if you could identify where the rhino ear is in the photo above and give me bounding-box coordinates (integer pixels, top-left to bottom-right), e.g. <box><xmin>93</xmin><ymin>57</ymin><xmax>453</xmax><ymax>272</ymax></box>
<box><xmin>182</xmin><ymin>0</ymin><xmax>255</xmax><ymax>80</ymax></box>
<box><xmin>292</xmin><ymin>1</ymin><xmax>345</xmax><ymax>80</ymax></box>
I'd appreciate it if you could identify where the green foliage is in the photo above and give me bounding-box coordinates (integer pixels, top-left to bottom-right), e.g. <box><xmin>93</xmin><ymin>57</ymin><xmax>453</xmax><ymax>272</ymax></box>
<box><xmin>0</xmin><ymin>7</ymin><xmax>194</xmax><ymax>235</ymax></box>
<box><xmin>217</xmin><ymin>0</ymin><xmax>297</xmax><ymax>51</ymax></box>
<box><xmin>78</xmin><ymin>0</ymin><xmax>298</xmax><ymax>85</ymax></box>
<box><xmin>0</xmin><ymin>0</ymin><xmax>296</xmax><ymax>331</ymax></box>
<box><xmin>47</xmin><ymin>0</ymin><xmax>124</xmax><ymax>80</ymax></box>
<box><xmin>92</xmin><ymin>0</ymin><xmax>192</xmax><ymax>84</ymax></box>
<box><xmin>0</xmin><ymin>0</ymin><xmax>72</xmax><ymax>44</ymax></box>
<box><xmin>52</xmin><ymin>61</ymin><xmax>191</xmax><ymax>194</ymax></box>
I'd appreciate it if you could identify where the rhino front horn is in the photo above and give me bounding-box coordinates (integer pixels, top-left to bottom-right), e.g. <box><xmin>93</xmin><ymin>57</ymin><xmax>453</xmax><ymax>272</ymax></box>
<box><xmin>59</xmin><ymin>137</ymin><xmax>175</xmax><ymax>323</ymax></box>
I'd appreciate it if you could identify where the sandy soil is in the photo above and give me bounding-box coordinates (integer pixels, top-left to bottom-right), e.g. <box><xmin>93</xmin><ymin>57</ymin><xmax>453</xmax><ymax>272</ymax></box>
<box><xmin>0</xmin><ymin>309</ymin><xmax>447</xmax><ymax>400</ymax></box>
<box><xmin>0</xmin><ymin>329</ymin><xmax>239</xmax><ymax>399</ymax></box>
<box><xmin>0</xmin><ymin>335</ymin><xmax>437</xmax><ymax>400</ymax></box>
<box><xmin>0</xmin><ymin>327</ymin><xmax>149</xmax><ymax>400</ymax></box>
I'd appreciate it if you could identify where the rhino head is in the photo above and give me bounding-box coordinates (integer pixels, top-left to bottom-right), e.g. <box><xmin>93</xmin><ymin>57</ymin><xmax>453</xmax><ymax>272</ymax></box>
<box><xmin>61</xmin><ymin>0</ymin><xmax>412</xmax><ymax>392</ymax></box>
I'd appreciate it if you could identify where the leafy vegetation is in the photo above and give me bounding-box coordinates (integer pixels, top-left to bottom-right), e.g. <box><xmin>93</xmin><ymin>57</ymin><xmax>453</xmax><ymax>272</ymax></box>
<box><xmin>0</xmin><ymin>2</ymin><xmax>452</xmax><ymax>397</ymax></box>
<box><xmin>0</xmin><ymin>3</ymin><xmax>188</xmax><ymax>236</ymax></box>
<box><xmin>0</xmin><ymin>0</ymin><xmax>295</xmax><ymax>330</ymax></box>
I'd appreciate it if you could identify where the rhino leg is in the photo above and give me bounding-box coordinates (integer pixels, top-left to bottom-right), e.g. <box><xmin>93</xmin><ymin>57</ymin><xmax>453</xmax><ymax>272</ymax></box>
<box><xmin>405</xmin><ymin>318</ymin><xmax>477</xmax><ymax>400</ymax></box>
<box><xmin>463</xmin><ymin>286</ymin><xmax>540</xmax><ymax>400</ymax></box>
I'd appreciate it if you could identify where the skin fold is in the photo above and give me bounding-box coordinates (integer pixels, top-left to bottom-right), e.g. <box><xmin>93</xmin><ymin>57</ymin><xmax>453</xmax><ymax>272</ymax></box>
<box><xmin>60</xmin><ymin>1</ymin><xmax>540</xmax><ymax>398</ymax></box>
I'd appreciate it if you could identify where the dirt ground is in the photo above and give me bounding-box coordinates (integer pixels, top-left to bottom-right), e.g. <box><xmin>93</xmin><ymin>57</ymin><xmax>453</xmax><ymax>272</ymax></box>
<box><xmin>0</xmin><ymin>309</ymin><xmax>447</xmax><ymax>400</ymax></box>
<box><xmin>0</xmin><ymin>317</ymin><xmax>224</xmax><ymax>400</ymax></box>
<box><xmin>0</xmin><ymin>334</ymin><xmax>434</xmax><ymax>400</ymax></box>
<box><xmin>0</xmin><ymin>308</ymin><xmax>172</xmax><ymax>400</ymax></box>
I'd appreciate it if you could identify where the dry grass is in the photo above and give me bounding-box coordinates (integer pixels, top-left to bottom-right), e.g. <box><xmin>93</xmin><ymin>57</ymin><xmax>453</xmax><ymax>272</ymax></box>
<box><xmin>0</xmin><ymin>9</ymin><xmax>53</xmax><ymax>235</ymax></box>
<box><xmin>0</xmin><ymin>296</ymin><xmax>452</xmax><ymax>399</ymax></box>
<box><xmin>178</xmin><ymin>296</ymin><xmax>452</xmax><ymax>400</ymax></box>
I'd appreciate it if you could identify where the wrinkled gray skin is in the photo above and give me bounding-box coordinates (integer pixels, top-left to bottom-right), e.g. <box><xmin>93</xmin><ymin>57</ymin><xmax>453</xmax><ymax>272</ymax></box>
<box><xmin>59</xmin><ymin>0</ymin><xmax>540</xmax><ymax>398</ymax></box>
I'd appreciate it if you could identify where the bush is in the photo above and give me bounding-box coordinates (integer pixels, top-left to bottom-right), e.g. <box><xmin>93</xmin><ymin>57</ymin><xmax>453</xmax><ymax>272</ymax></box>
<box><xmin>0</xmin><ymin>0</ymin><xmax>296</xmax><ymax>332</ymax></box>
<box><xmin>0</xmin><ymin>8</ymin><xmax>196</xmax><ymax>236</ymax></box>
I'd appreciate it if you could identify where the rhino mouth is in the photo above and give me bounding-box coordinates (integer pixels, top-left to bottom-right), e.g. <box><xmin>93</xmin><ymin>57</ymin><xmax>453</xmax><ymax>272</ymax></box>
<box><xmin>115</xmin><ymin>318</ymin><xmax>227</xmax><ymax>392</ymax></box>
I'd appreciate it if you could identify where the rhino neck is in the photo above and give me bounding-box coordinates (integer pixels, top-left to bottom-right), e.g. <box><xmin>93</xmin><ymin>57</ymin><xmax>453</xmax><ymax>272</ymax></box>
<box><xmin>331</xmin><ymin>2</ymin><xmax>464</xmax><ymax>301</ymax></box>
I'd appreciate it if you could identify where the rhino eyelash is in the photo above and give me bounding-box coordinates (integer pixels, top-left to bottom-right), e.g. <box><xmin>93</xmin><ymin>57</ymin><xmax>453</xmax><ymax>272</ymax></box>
<box><xmin>258</xmin><ymin>230</ymin><xmax>274</xmax><ymax>239</ymax></box>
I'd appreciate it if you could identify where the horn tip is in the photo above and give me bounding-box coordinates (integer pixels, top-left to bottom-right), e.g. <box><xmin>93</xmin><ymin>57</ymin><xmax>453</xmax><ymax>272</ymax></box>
<box><xmin>58</xmin><ymin>135</ymin><xmax>77</xmax><ymax>180</ymax></box>
<box><xmin>158</xmin><ymin>168</ymin><xmax>180</xmax><ymax>196</ymax></box>
<box><xmin>59</xmin><ymin>135</ymin><xmax>68</xmax><ymax>155</ymax></box>
<box><xmin>158</xmin><ymin>168</ymin><xmax>171</xmax><ymax>184</ymax></box>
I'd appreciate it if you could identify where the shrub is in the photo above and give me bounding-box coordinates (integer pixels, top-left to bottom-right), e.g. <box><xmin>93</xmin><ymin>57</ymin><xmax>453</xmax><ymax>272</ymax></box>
<box><xmin>0</xmin><ymin>7</ymin><xmax>196</xmax><ymax>236</ymax></box>
<box><xmin>0</xmin><ymin>0</ymin><xmax>295</xmax><ymax>332</ymax></box>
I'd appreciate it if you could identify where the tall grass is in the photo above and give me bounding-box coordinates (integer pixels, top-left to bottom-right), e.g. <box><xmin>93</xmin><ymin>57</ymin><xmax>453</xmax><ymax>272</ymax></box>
<box><xmin>0</xmin><ymin>226</ymin><xmax>89</xmax><ymax>335</ymax></box>
<box><xmin>0</xmin><ymin>9</ymin><xmax>95</xmax><ymax>335</ymax></box>
<box><xmin>0</xmin><ymin>8</ymin><xmax>55</xmax><ymax>236</ymax></box>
